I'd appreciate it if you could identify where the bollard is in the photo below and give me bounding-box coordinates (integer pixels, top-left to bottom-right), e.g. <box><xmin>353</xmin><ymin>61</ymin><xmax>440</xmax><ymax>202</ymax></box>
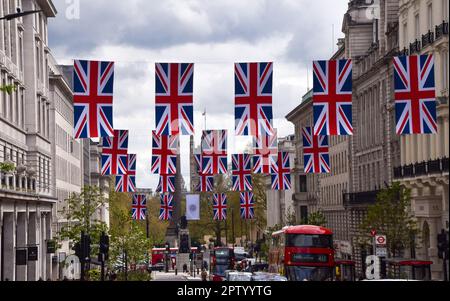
<box><xmin>175</xmin><ymin>268</ymin><xmax>178</xmax><ymax>275</ymax></box>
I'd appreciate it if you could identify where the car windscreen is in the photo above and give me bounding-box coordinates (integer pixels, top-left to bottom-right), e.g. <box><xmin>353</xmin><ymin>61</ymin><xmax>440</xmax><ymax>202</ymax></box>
<box><xmin>215</xmin><ymin>249</ymin><xmax>230</xmax><ymax>257</ymax></box>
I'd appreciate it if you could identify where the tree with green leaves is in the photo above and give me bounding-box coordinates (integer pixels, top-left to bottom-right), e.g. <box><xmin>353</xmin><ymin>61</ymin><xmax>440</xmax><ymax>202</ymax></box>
<box><xmin>358</xmin><ymin>182</ymin><xmax>420</xmax><ymax>257</ymax></box>
<box><xmin>0</xmin><ymin>84</ymin><xmax>16</xmax><ymax>95</ymax></box>
<box><xmin>301</xmin><ymin>210</ymin><xmax>327</xmax><ymax>227</ymax></box>
<box><xmin>57</xmin><ymin>186</ymin><xmax>109</xmax><ymax>256</ymax></box>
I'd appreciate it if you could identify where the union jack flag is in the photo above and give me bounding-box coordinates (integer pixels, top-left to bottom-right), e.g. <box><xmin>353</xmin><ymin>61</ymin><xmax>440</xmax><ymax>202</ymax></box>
<box><xmin>73</xmin><ymin>60</ymin><xmax>114</xmax><ymax>138</ymax></box>
<box><xmin>232</xmin><ymin>154</ymin><xmax>253</xmax><ymax>191</ymax></box>
<box><xmin>201</xmin><ymin>130</ymin><xmax>228</xmax><ymax>174</ymax></box>
<box><xmin>101</xmin><ymin>130</ymin><xmax>128</xmax><ymax>175</ymax></box>
<box><xmin>270</xmin><ymin>152</ymin><xmax>292</xmax><ymax>190</ymax></box>
<box><xmin>313</xmin><ymin>59</ymin><xmax>353</xmax><ymax>136</ymax></box>
<box><xmin>235</xmin><ymin>62</ymin><xmax>274</xmax><ymax>138</ymax></box>
<box><xmin>240</xmin><ymin>192</ymin><xmax>254</xmax><ymax>220</ymax></box>
<box><xmin>393</xmin><ymin>55</ymin><xmax>437</xmax><ymax>134</ymax></box>
<box><xmin>132</xmin><ymin>194</ymin><xmax>147</xmax><ymax>220</ymax></box>
<box><xmin>155</xmin><ymin>63</ymin><xmax>194</xmax><ymax>136</ymax></box>
<box><xmin>115</xmin><ymin>154</ymin><xmax>137</xmax><ymax>192</ymax></box>
<box><xmin>252</xmin><ymin>129</ymin><xmax>278</xmax><ymax>174</ymax></box>
<box><xmin>302</xmin><ymin>127</ymin><xmax>330</xmax><ymax>174</ymax></box>
<box><xmin>159</xmin><ymin>194</ymin><xmax>174</xmax><ymax>221</ymax></box>
<box><xmin>213</xmin><ymin>193</ymin><xmax>227</xmax><ymax>221</ymax></box>
<box><xmin>156</xmin><ymin>174</ymin><xmax>175</xmax><ymax>193</ymax></box>
<box><xmin>151</xmin><ymin>131</ymin><xmax>178</xmax><ymax>175</ymax></box>
<box><xmin>194</xmin><ymin>154</ymin><xmax>214</xmax><ymax>192</ymax></box>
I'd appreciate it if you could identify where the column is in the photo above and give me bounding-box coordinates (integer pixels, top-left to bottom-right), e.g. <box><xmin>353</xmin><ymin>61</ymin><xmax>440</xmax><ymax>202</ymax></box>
<box><xmin>427</xmin><ymin>218</ymin><xmax>440</xmax><ymax>280</ymax></box>
<box><xmin>45</xmin><ymin>212</ymin><xmax>52</xmax><ymax>280</ymax></box>
<box><xmin>417</xmin><ymin>135</ymin><xmax>424</xmax><ymax>162</ymax></box>
<box><xmin>27</xmin><ymin>212</ymin><xmax>38</xmax><ymax>281</ymax></box>
<box><xmin>422</xmin><ymin>135</ymin><xmax>430</xmax><ymax>162</ymax></box>
<box><xmin>434</xmin><ymin>117</ymin><xmax>442</xmax><ymax>158</ymax></box>
<box><xmin>444</xmin><ymin>118</ymin><xmax>449</xmax><ymax>158</ymax></box>
<box><xmin>405</xmin><ymin>135</ymin><xmax>411</xmax><ymax>164</ymax></box>
<box><xmin>2</xmin><ymin>212</ymin><xmax>15</xmax><ymax>281</ymax></box>
<box><xmin>16</xmin><ymin>212</ymin><xmax>27</xmax><ymax>281</ymax></box>
<box><xmin>430</xmin><ymin>129</ymin><xmax>437</xmax><ymax>160</ymax></box>
<box><xmin>40</xmin><ymin>213</ymin><xmax>46</xmax><ymax>280</ymax></box>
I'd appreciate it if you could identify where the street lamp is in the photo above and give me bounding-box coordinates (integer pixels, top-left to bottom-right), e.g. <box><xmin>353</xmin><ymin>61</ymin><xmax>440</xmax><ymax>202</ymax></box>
<box><xmin>0</xmin><ymin>8</ymin><xmax>42</xmax><ymax>21</ymax></box>
<box><xmin>164</xmin><ymin>243</ymin><xmax>170</xmax><ymax>273</ymax></box>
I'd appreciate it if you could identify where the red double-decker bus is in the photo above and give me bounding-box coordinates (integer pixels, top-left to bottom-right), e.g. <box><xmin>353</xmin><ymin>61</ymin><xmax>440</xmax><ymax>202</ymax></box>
<box><xmin>151</xmin><ymin>247</ymin><xmax>200</xmax><ymax>266</ymax></box>
<box><xmin>269</xmin><ymin>225</ymin><xmax>335</xmax><ymax>281</ymax></box>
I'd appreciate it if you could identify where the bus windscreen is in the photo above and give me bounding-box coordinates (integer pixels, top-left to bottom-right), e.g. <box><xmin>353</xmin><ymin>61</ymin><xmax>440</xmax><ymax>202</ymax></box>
<box><xmin>286</xmin><ymin>234</ymin><xmax>332</xmax><ymax>248</ymax></box>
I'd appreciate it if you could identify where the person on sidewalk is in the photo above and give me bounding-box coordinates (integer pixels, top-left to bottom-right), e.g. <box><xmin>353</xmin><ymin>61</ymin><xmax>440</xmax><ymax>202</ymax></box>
<box><xmin>201</xmin><ymin>269</ymin><xmax>208</xmax><ymax>281</ymax></box>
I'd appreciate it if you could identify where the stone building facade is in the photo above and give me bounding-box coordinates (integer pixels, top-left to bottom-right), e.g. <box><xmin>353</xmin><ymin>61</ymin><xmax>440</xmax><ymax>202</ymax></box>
<box><xmin>341</xmin><ymin>0</ymin><xmax>403</xmax><ymax>275</ymax></box>
<box><xmin>0</xmin><ymin>0</ymin><xmax>57</xmax><ymax>281</ymax></box>
<box><xmin>266</xmin><ymin>135</ymin><xmax>296</xmax><ymax>228</ymax></box>
<box><xmin>286</xmin><ymin>90</ymin><xmax>321</xmax><ymax>223</ymax></box>
<box><xmin>394</xmin><ymin>0</ymin><xmax>448</xmax><ymax>280</ymax></box>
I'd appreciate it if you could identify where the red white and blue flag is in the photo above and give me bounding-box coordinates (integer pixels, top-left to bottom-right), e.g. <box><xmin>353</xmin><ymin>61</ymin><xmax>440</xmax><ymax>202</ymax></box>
<box><xmin>201</xmin><ymin>130</ymin><xmax>228</xmax><ymax>175</ymax></box>
<box><xmin>194</xmin><ymin>154</ymin><xmax>214</xmax><ymax>192</ymax></box>
<box><xmin>156</xmin><ymin>174</ymin><xmax>175</xmax><ymax>193</ymax></box>
<box><xmin>252</xmin><ymin>129</ymin><xmax>278</xmax><ymax>174</ymax></box>
<box><xmin>240</xmin><ymin>192</ymin><xmax>255</xmax><ymax>220</ymax></box>
<box><xmin>270</xmin><ymin>152</ymin><xmax>292</xmax><ymax>190</ymax></box>
<box><xmin>302</xmin><ymin>127</ymin><xmax>330</xmax><ymax>174</ymax></box>
<box><xmin>235</xmin><ymin>62</ymin><xmax>274</xmax><ymax>138</ymax></box>
<box><xmin>159</xmin><ymin>194</ymin><xmax>174</xmax><ymax>221</ymax></box>
<box><xmin>155</xmin><ymin>63</ymin><xmax>194</xmax><ymax>136</ymax></box>
<box><xmin>131</xmin><ymin>194</ymin><xmax>147</xmax><ymax>220</ymax></box>
<box><xmin>232</xmin><ymin>154</ymin><xmax>253</xmax><ymax>191</ymax></box>
<box><xmin>115</xmin><ymin>154</ymin><xmax>137</xmax><ymax>192</ymax></box>
<box><xmin>151</xmin><ymin>131</ymin><xmax>178</xmax><ymax>175</ymax></box>
<box><xmin>393</xmin><ymin>55</ymin><xmax>437</xmax><ymax>134</ymax></box>
<box><xmin>101</xmin><ymin>130</ymin><xmax>128</xmax><ymax>175</ymax></box>
<box><xmin>213</xmin><ymin>193</ymin><xmax>227</xmax><ymax>221</ymax></box>
<box><xmin>313</xmin><ymin>59</ymin><xmax>353</xmax><ymax>136</ymax></box>
<box><xmin>73</xmin><ymin>60</ymin><xmax>114</xmax><ymax>139</ymax></box>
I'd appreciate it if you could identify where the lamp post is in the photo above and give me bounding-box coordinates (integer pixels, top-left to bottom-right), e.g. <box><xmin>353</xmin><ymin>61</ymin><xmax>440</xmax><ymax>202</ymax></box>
<box><xmin>0</xmin><ymin>8</ymin><xmax>42</xmax><ymax>21</ymax></box>
<box><xmin>164</xmin><ymin>243</ymin><xmax>170</xmax><ymax>273</ymax></box>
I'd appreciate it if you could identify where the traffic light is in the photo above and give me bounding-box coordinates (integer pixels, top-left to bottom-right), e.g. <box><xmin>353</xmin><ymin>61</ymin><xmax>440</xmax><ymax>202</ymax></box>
<box><xmin>73</xmin><ymin>241</ymin><xmax>82</xmax><ymax>259</ymax></box>
<box><xmin>99</xmin><ymin>232</ymin><xmax>109</xmax><ymax>261</ymax></box>
<box><xmin>437</xmin><ymin>230</ymin><xmax>449</xmax><ymax>259</ymax></box>
<box><xmin>82</xmin><ymin>233</ymin><xmax>91</xmax><ymax>262</ymax></box>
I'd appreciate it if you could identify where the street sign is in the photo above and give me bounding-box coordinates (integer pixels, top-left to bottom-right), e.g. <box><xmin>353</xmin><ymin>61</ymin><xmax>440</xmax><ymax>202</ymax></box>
<box><xmin>376</xmin><ymin>247</ymin><xmax>387</xmax><ymax>257</ymax></box>
<box><xmin>375</xmin><ymin>235</ymin><xmax>387</xmax><ymax>246</ymax></box>
<box><xmin>370</xmin><ymin>229</ymin><xmax>377</xmax><ymax>237</ymax></box>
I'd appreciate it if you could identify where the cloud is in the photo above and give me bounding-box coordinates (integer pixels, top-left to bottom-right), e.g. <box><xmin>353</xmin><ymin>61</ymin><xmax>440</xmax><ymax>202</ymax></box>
<box><xmin>49</xmin><ymin>0</ymin><xmax>348</xmax><ymax>191</ymax></box>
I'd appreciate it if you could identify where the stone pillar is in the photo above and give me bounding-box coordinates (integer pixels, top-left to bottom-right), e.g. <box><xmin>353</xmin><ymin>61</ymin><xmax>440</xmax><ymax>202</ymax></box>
<box><xmin>400</xmin><ymin>136</ymin><xmax>406</xmax><ymax>165</ymax></box>
<box><xmin>430</xmin><ymin>130</ymin><xmax>438</xmax><ymax>160</ymax></box>
<box><xmin>45</xmin><ymin>212</ymin><xmax>52</xmax><ymax>280</ymax></box>
<box><xmin>27</xmin><ymin>212</ymin><xmax>38</xmax><ymax>281</ymax></box>
<box><xmin>434</xmin><ymin>117</ymin><xmax>442</xmax><ymax>158</ymax></box>
<box><xmin>16</xmin><ymin>212</ymin><xmax>27</xmax><ymax>281</ymax></box>
<box><xmin>2</xmin><ymin>212</ymin><xmax>15</xmax><ymax>281</ymax></box>
<box><xmin>40</xmin><ymin>212</ymin><xmax>46</xmax><ymax>280</ymax></box>
<box><xmin>428</xmin><ymin>218</ymin><xmax>442</xmax><ymax>280</ymax></box>
<box><xmin>405</xmin><ymin>135</ymin><xmax>411</xmax><ymax>164</ymax></box>
<box><xmin>422</xmin><ymin>135</ymin><xmax>430</xmax><ymax>162</ymax></box>
<box><xmin>444</xmin><ymin>118</ymin><xmax>449</xmax><ymax>158</ymax></box>
<box><xmin>417</xmin><ymin>135</ymin><xmax>424</xmax><ymax>162</ymax></box>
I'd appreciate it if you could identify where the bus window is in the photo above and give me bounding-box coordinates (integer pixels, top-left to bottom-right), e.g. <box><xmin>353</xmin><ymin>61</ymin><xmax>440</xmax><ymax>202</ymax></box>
<box><xmin>286</xmin><ymin>234</ymin><xmax>332</xmax><ymax>248</ymax></box>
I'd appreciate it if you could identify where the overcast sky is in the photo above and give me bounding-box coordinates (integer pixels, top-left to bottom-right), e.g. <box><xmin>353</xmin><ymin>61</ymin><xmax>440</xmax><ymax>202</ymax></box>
<box><xmin>49</xmin><ymin>0</ymin><xmax>348</xmax><ymax>191</ymax></box>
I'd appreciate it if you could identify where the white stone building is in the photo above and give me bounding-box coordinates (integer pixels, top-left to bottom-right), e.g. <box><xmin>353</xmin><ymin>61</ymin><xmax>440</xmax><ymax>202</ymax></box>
<box><xmin>0</xmin><ymin>0</ymin><xmax>57</xmax><ymax>281</ymax></box>
<box><xmin>395</xmin><ymin>0</ymin><xmax>448</xmax><ymax>280</ymax></box>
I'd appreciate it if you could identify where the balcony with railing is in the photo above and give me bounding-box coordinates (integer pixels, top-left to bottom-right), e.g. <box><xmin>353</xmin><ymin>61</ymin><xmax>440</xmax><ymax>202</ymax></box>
<box><xmin>421</xmin><ymin>30</ymin><xmax>434</xmax><ymax>48</ymax></box>
<box><xmin>409</xmin><ymin>39</ymin><xmax>421</xmax><ymax>54</ymax></box>
<box><xmin>393</xmin><ymin>157</ymin><xmax>449</xmax><ymax>179</ymax></box>
<box><xmin>435</xmin><ymin>21</ymin><xmax>449</xmax><ymax>40</ymax></box>
<box><xmin>343</xmin><ymin>190</ymin><xmax>380</xmax><ymax>208</ymax></box>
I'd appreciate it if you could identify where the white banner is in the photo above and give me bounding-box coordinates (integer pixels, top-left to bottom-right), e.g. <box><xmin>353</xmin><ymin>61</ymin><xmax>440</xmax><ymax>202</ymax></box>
<box><xmin>186</xmin><ymin>194</ymin><xmax>200</xmax><ymax>220</ymax></box>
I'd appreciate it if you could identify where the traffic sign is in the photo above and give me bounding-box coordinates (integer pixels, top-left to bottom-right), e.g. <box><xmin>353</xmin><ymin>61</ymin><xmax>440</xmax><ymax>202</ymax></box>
<box><xmin>376</xmin><ymin>247</ymin><xmax>387</xmax><ymax>257</ymax></box>
<box><xmin>375</xmin><ymin>235</ymin><xmax>386</xmax><ymax>245</ymax></box>
<box><xmin>370</xmin><ymin>229</ymin><xmax>377</xmax><ymax>237</ymax></box>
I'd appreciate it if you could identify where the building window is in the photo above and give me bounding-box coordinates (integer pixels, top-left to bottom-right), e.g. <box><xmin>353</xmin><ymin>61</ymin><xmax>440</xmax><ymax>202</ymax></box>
<box><xmin>414</xmin><ymin>14</ymin><xmax>420</xmax><ymax>39</ymax></box>
<box><xmin>427</xmin><ymin>3</ymin><xmax>433</xmax><ymax>31</ymax></box>
<box><xmin>299</xmin><ymin>175</ymin><xmax>307</xmax><ymax>192</ymax></box>
<box><xmin>443</xmin><ymin>0</ymin><xmax>449</xmax><ymax>21</ymax></box>
<box><xmin>300</xmin><ymin>206</ymin><xmax>308</xmax><ymax>223</ymax></box>
<box><xmin>403</xmin><ymin>22</ymin><xmax>408</xmax><ymax>47</ymax></box>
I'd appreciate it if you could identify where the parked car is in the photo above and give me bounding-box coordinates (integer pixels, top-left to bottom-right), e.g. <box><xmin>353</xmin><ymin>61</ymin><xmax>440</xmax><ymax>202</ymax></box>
<box><xmin>227</xmin><ymin>272</ymin><xmax>253</xmax><ymax>281</ymax></box>
<box><xmin>251</xmin><ymin>272</ymin><xmax>288</xmax><ymax>281</ymax></box>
